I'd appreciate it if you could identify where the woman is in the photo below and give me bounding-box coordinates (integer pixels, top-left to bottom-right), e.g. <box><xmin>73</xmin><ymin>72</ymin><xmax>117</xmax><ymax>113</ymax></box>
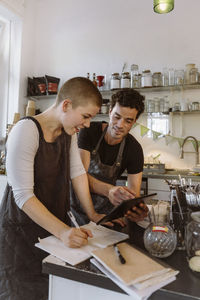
<box><xmin>0</xmin><ymin>77</ymin><xmax>103</xmax><ymax>300</ymax></box>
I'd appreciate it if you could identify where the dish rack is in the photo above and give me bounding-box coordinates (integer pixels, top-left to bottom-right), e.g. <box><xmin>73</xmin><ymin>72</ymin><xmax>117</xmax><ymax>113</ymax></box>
<box><xmin>143</xmin><ymin>163</ymin><xmax>165</xmax><ymax>174</ymax></box>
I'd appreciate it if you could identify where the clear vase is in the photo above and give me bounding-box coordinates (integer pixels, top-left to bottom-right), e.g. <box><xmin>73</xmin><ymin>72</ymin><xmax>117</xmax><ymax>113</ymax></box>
<box><xmin>144</xmin><ymin>222</ymin><xmax>177</xmax><ymax>258</ymax></box>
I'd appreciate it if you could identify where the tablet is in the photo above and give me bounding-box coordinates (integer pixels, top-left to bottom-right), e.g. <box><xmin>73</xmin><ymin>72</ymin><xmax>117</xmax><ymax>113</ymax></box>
<box><xmin>96</xmin><ymin>193</ymin><xmax>157</xmax><ymax>225</ymax></box>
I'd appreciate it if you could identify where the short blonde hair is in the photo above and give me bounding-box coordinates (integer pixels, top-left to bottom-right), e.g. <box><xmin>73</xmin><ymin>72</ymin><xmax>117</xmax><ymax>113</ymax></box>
<box><xmin>56</xmin><ymin>77</ymin><xmax>102</xmax><ymax>108</ymax></box>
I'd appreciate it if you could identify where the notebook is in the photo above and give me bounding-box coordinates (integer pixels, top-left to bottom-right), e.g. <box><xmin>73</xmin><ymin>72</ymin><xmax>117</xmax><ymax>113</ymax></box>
<box><xmin>91</xmin><ymin>242</ymin><xmax>178</xmax><ymax>286</ymax></box>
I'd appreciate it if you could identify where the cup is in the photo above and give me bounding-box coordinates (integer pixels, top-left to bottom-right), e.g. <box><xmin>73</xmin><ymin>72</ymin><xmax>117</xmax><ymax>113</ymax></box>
<box><xmin>172</xmin><ymin>209</ymin><xmax>191</xmax><ymax>250</ymax></box>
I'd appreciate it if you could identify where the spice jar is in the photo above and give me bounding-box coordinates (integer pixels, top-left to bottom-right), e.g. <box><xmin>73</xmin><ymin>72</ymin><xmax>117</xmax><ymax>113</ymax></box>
<box><xmin>152</xmin><ymin>72</ymin><xmax>162</xmax><ymax>87</ymax></box>
<box><xmin>121</xmin><ymin>72</ymin><xmax>131</xmax><ymax>88</ymax></box>
<box><xmin>141</xmin><ymin>70</ymin><xmax>152</xmax><ymax>87</ymax></box>
<box><xmin>110</xmin><ymin>73</ymin><xmax>120</xmax><ymax>90</ymax></box>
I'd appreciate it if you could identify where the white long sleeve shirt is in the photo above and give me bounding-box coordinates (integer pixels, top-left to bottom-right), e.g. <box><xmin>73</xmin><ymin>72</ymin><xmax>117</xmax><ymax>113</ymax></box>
<box><xmin>6</xmin><ymin>119</ymin><xmax>85</xmax><ymax>209</ymax></box>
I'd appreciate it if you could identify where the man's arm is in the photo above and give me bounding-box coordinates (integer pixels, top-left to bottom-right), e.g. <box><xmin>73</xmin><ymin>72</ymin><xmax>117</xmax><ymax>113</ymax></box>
<box><xmin>127</xmin><ymin>172</ymin><xmax>143</xmax><ymax>197</ymax></box>
<box><xmin>125</xmin><ymin>172</ymin><xmax>148</xmax><ymax>222</ymax></box>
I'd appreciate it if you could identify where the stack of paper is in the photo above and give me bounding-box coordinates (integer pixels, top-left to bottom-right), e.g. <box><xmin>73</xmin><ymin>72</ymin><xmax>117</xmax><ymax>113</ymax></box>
<box><xmin>91</xmin><ymin>242</ymin><xmax>179</xmax><ymax>300</ymax></box>
<box><xmin>35</xmin><ymin>222</ymin><xmax>128</xmax><ymax>266</ymax></box>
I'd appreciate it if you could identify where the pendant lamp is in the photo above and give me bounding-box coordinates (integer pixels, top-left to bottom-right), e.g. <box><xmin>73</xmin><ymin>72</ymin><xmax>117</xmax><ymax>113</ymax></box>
<box><xmin>154</xmin><ymin>0</ymin><xmax>174</xmax><ymax>14</ymax></box>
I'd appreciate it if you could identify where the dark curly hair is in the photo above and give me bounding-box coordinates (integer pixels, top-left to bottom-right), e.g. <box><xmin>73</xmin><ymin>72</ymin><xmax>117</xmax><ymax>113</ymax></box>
<box><xmin>110</xmin><ymin>89</ymin><xmax>145</xmax><ymax>119</ymax></box>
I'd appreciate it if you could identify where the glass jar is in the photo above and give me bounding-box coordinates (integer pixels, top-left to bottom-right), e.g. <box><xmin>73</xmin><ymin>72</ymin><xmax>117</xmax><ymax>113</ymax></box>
<box><xmin>159</xmin><ymin>98</ymin><xmax>165</xmax><ymax>113</ymax></box>
<box><xmin>175</xmin><ymin>69</ymin><xmax>184</xmax><ymax>85</ymax></box>
<box><xmin>168</xmin><ymin>68</ymin><xmax>175</xmax><ymax>86</ymax></box>
<box><xmin>147</xmin><ymin>99</ymin><xmax>155</xmax><ymax>113</ymax></box>
<box><xmin>185</xmin><ymin>63</ymin><xmax>195</xmax><ymax>84</ymax></box>
<box><xmin>192</xmin><ymin>102</ymin><xmax>199</xmax><ymax>111</ymax></box>
<box><xmin>110</xmin><ymin>73</ymin><xmax>120</xmax><ymax>90</ymax></box>
<box><xmin>185</xmin><ymin>212</ymin><xmax>200</xmax><ymax>273</ymax></box>
<box><xmin>154</xmin><ymin>97</ymin><xmax>160</xmax><ymax>112</ymax></box>
<box><xmin>141</xmin><ymin>70</ymin><xmax>152</xmax><ymax>87</ymax></box>
<box><xmin>152</xmin><ymin>72</ymin><xmax>162</xmax><ymax>87</ymax></box>
<box><xmin>189</xmin><ymin>68</ymin><xmax>198</xmax><ymax>84</ymax></box>
<box><xmin>144</xmin><ymin>222</ymin><xmax>177</xmax><ymax>258</ymax></box>
<box><xmin>121</xmin><ymin>72</ymin><xmax>131</xmax><ymax>88</ymax></box>
<box><xmin>131</xmin><ymin>64</ymin><xmax>139</xmax><ymax>88</ymax></box>
<box><xmin>101</xmin><ymin>104</ymin><xmax>108</xmax><ymax>114</ymax></box>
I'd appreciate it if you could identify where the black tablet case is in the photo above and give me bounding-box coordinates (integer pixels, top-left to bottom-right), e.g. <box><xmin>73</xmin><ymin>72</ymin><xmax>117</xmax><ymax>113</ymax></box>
<box><xmin>96</xmin><ymin>193</ymin><xmax>157</xmax><ymax>225</ymax></box>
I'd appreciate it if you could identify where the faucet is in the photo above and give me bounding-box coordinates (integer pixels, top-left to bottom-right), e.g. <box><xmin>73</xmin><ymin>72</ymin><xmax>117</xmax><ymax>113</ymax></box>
<box><xmin>180</xmin><ymin>136</ymin><xmax>199</xmax><ymax>165</ymax></box>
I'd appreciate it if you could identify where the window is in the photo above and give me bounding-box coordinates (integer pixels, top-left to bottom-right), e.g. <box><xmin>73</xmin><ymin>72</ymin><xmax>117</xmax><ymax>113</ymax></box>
<box><xmin>0</xmin><ymin>4</ymin><xmax>22</xmax><ymax>141</ymax></box>
<box><xmin>147</xmin><ymin>113</ymin><xmax>169</xmax><ymax>137</ymax></box>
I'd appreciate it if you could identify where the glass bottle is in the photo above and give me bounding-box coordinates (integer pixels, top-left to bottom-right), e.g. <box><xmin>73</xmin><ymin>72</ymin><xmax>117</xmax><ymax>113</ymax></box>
<box><xmin>92</xmin><ymin>73</ymin><xmax>97</xmax><ymax>87</ymax></box>
<box><xmin>131</xmin><ymin>64</ymin><xmax>139</xmax><ymax>88</ymax></box>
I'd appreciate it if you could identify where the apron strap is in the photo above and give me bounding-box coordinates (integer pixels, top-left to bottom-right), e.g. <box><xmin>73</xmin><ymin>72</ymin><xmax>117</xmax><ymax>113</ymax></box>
<box><xmin>92</xmin><ymin>123</ymin><xmax>126</xmax><ymax>168</ymax></box>
<box><xmin>92</xmin><ymin>124</ymin><xmax>108</xmax><ymax>154</ymax></box>
<box><xmin>115</xmin><ymin>137</ymin><xmax>126</xmax><ymax>167</ymax></box>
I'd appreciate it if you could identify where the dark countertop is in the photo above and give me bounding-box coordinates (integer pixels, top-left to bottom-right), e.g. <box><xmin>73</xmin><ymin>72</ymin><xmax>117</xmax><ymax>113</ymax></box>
<box><xmin>42</xmin><ymin>228</ymin><xmax>200</xmax><ymax>300</ymax></box>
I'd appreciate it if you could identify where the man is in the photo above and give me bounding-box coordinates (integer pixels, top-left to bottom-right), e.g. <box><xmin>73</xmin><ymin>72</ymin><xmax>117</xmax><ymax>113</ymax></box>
<box><xmin>70</xmin><ymin>88</ymin><xmax>148</xmax><ymax>227</ymax></box>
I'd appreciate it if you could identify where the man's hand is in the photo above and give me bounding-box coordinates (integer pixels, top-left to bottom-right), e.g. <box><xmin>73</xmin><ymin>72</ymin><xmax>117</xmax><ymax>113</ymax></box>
<box><xmin>108</xmin><ymin>186</ymin><xmax>136</xmax><ymax>206</ymax></box>
<box><xmin>124</xmin><ymin>202</ymin><xmax>149</xmax><ymax>222</ymax></box>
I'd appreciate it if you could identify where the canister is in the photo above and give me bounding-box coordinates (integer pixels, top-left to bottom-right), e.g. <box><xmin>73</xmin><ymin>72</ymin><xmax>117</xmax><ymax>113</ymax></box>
<box><xmin>192</xmin><ymin>101</ymin><xmax>199</xmax><ymax>111</ymax></box>
<box><xmin>141</xmin><ymin>70</ymin><xmax>152</xmax><ymax>87</ymax></box>
<box><xmin>121</xmin><ymin>72</ymin><xmax>131</xmax><ymax>88</ymax></box>
<box><xmin>110</xmin><ymin>73</ymin><xmax>120</xmax><ymax>90</ymax></box>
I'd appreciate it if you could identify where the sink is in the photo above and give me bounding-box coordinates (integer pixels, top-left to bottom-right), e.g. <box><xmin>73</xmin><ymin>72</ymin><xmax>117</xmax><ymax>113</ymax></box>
<box><xmin>165</xmin><ymin>169</ymin><xmax>197</xmax><ymax>176</ymax></box>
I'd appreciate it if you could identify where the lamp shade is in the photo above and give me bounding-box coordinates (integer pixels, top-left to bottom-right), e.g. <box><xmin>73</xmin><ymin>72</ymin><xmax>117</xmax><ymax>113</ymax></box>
<box><xmin>154</xmin><ymin>0</ymin><xmax>174</xmax><ymax>14</ymax></box>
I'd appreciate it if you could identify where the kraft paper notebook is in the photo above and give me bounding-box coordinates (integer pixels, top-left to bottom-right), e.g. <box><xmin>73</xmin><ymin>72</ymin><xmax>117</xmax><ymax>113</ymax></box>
<box><xmin>91</xmin><ymin>242</ymin><xmax>178</xmax><ymax>286</ymax></box>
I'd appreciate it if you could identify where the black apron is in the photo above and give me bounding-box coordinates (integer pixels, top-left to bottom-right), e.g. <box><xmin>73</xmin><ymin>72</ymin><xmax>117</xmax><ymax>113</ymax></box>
<box><xmin>70</xmin><ymin>125</ymin><xmax>125</xmax><ymax>225</ymax></box>
<box><xmin>0</xmin><ymin>117</ymin><xmax>71</xmax><ymax>300</ymax></box>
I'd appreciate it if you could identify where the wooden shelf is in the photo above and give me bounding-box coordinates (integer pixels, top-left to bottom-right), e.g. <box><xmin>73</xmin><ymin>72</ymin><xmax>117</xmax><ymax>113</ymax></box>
<box><xmin>100</xmin><ymin>83</ymin><xmax>200</xmax><ymax>95</ymax></box>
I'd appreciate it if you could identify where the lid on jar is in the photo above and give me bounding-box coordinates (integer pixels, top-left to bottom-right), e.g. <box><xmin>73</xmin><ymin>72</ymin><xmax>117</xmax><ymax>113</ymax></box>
<box><xmin>186</xmin><ymin>63</ymin><xmax>195</xmax><ymax>67</ymax></box>
<box><xmin>153</xmin><ymin>72</ymin><xmax>162</xmax><ymax>75</ymax></box>
<box><xmin>111</xmin><ymin>72</ymin><xmax>119</xmax><ymax>76</ymax></box>
<box><xmin>192</xmin><ymin>101</ymin><xmax>199</xmax><ymax>104</ymax></box>
<box><xmin>143</xmin><ymin>70</ymin><xmax>151</xmax><ymax>73</ymax></box>
<box><xmin>122</xmin><ymin>72</ymin><xmax>130</xmax><ymax>75</ymax></box>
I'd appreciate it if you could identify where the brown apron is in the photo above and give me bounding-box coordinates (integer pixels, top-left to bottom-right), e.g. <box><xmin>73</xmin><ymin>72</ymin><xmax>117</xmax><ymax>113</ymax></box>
<box><xmin>70</xmin><ymin>125</ymin><xmax>125</xmax><ymax>225</ymax></box>
<box><xmin>0</xmin><ymin>117</ymin><xmax>71</xmax><ymax>300</ymax></box>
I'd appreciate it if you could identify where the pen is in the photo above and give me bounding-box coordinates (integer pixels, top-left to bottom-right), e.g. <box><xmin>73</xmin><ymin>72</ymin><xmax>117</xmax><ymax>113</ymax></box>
<box><xmin>67</xmin><ymin>210</ymin><xmax>80</xmax><ymax>228</ymax></box>
<box><xmin>114</xmin><ymin>244</ymin><xmax>126</xmax><ymax>264</ymax></box>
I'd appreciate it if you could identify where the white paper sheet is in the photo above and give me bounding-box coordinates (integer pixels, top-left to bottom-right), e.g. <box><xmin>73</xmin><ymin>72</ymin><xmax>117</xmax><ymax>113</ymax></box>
<box><xmin>35</xmin><ymin>222</ymin><xmax>128</xmax><ymax>266</ymax></box>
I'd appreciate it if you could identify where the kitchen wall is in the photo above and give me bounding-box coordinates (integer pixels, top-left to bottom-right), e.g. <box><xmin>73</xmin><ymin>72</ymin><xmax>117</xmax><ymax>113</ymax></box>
<box><xmin>18</xmin><ymin>0</ymin><xmax>200</xmax><ymax>170</ymax></box>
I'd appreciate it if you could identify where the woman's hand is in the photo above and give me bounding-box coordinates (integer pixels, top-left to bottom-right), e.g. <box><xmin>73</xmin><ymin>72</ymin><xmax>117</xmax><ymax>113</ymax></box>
<box><xmin>60</xmin><ymin>227</ymin><xmax>93</xmax><ymax>248</ymax></box>
<box><xmin>125</xmin><ymin>202</ymin><xmax>149</xmax><ymax>222</ymax></box>
<box><xmin>90</xmin><ymin>212</ymin><xmax>106</xmax><ymax>224</ymax></box>
<box><xmin>108</xmin><ymin>186</ymin><xmax>136</xmax><ymax>206</ymax></box>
